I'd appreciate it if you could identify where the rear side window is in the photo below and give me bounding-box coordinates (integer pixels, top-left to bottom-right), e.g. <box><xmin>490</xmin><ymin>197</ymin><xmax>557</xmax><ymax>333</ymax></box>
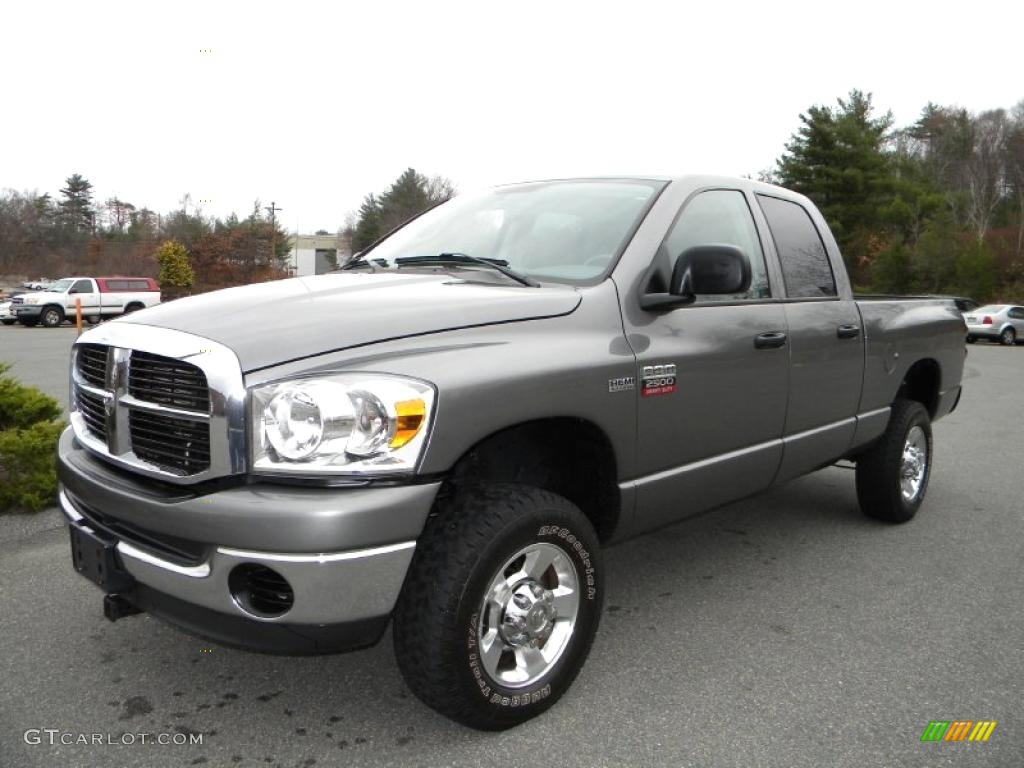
<box><xmin>1009</xmin><ymin>307</ymin><xmax>1024</xmax><ymax>319</ymax></box>
<box><xmin>104</xmin><ymin>279</ymin><xmax>150</xmax><ymax>291</ymax></box>
<box><xmin>756</xmin><ymin>195</ymin><xmax>837</xmax><ymax>298</ymax></box>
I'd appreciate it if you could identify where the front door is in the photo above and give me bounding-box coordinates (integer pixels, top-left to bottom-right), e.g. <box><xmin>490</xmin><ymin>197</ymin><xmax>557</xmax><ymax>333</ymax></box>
<box><xmin>625</xmin><ymin>188</ymin><xmax>790</xmax><ymax>532</ymax></box>
<box><xmin>67</xmin><ymin>279</ymin><xmax>100</xmax><ymax>317</ymax></box>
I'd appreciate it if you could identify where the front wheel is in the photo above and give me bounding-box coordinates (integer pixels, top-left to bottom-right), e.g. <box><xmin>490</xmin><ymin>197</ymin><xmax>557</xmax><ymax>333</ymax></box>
<box><xmin>393</xmin><ymin>483</ymin><xmax>603</xmax><ymax>730</ymax></box>
<box><xmin>855</xmin><ymin>399</ymin><xmax>932</xmax><ymax>523</ymax></box>
<box><xmin>1001</xmin><ymin>327</ymin><xmax>1016</xmax><ymax>346</ymax></box>
<box><xmin>40</xmin><ymin>307</ymin><xmax>64</xmax><ymax>328</ymax></box>
<box><xmin>966</xmin><ymin>335</ymin><xmax>976</xmax><ymax>344</ymax></box>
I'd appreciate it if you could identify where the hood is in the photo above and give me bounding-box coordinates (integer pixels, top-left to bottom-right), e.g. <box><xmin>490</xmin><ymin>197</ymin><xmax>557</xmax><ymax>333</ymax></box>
<box><xmin>119</xmin><ymin>272</ymin><xmax>581</xmax><ymax>371</ymax></box>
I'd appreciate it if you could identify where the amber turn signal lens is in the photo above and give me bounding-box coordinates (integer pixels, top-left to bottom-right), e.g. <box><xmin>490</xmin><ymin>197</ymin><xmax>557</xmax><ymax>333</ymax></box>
<box><xmin>390</xmin><ymin>398</ymin><xmax>426</xmax><ymax>448</ymax></box>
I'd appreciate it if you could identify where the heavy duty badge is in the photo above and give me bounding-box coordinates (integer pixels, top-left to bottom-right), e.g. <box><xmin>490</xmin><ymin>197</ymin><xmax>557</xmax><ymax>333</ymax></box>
<box><xmin>641</xmin><ymin>363</ymin><xmax>677</xmax><ymax>397</ymax></box>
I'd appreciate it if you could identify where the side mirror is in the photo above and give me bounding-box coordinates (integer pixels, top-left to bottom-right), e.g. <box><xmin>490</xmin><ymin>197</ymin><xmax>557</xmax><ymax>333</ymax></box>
<box><xmin>640</xmin><ymin>244</ymin><xmax>751</xmax><ymax>311</ymax></box>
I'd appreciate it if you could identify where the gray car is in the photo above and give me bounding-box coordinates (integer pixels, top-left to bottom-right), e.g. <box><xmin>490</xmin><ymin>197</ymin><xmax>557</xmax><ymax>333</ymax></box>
<box><xmin>57</xmin><ymin>176</ymin><xmax>965</xmax><ymax>729</ymax></box>
<box><xmin>965</xmin><ymin>304</ymin><xmax>1024</xmax><ymax>345</ymax></box>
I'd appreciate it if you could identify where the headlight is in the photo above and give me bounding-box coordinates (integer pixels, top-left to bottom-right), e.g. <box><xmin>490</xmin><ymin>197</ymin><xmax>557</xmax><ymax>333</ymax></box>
<box><xmin>250</xmin><ymin>374</ymin><xmax>435</xmax><ymax>475</ymax></box>
<box><xmin>23</xmin><ymin>296</ymin><xmax>41</xmax><ymax>305</ymax></box>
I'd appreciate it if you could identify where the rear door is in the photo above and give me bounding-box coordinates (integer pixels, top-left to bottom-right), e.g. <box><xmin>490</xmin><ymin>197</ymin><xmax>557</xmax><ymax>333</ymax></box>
<box><xmin>754</xmin><ymin>194</ymin><xmax>863</xmax><ymax>482</ymax></box>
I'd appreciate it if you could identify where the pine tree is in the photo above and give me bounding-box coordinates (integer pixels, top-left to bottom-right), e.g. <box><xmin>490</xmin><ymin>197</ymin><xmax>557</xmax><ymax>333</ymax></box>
<box><xmin>58</xmin><ymin>173</ymin><xmax>95</xmax><ymax>232</ymax></box>
<box><xmin>776</xmin><ymin>90</ymin><xmax>894</xmax><ymax>268</ymax></box>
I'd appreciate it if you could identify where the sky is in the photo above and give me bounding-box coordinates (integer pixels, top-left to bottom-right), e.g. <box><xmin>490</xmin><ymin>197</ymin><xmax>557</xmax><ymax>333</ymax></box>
<box><xmin>2</xmin><ymin>0</ymin><xmax>1022</xmax><ymax>234</ymax></box>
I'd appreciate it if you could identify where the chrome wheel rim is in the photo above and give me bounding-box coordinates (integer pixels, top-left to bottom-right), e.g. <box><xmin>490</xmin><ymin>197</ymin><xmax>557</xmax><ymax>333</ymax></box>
<box><xmin>900</xmin><ymin>425</ymin><xmax>928</xmax><ymax>502</ymax></box>
<box><xmin>477</xmin><ymin>542</ymin><xmax>579</xmax><ymax>689</ymax></box>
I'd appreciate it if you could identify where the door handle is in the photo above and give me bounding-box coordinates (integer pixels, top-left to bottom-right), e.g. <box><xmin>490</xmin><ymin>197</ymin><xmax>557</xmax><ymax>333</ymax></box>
<box><xmin>754</xmin><ymin>331</ymin><xmax>788</xmax><ymax>349</ymax></box>
<box><xmin>837</xmin><ymin>324</ymin><xmax>861</xmax><ymax>339</ymax></box>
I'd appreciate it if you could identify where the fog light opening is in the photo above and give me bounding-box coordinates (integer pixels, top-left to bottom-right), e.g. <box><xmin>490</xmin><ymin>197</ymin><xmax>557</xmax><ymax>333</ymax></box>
<box><xmin>228</xmin><ymin>563</ymin><xmax>294</xmax><ymax>618</ymax></box>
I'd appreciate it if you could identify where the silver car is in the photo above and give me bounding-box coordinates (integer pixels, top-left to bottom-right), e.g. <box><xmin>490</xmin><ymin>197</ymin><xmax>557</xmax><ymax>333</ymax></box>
<box><xmin>965</xmin><ymin>304</ymin><xmax>1024</xmax><ymax>345</ymax></box>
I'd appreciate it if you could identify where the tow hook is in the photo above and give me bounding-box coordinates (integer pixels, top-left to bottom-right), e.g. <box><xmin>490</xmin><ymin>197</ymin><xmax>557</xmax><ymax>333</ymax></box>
<box><xmin>103</xmin><ymin>594</ymin><xmax>142</xmax><ymax>622</ymax></box>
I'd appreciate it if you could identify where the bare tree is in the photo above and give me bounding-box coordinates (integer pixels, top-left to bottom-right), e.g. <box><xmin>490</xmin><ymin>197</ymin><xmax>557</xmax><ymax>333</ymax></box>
<box><xmin>965</xmin><ymin>109</ymin><xmax>1008</xmax><ymax>243</ymax></box>
<box><xmin>1005</xmin><ymin>101</ymin><xmax>1024</xmax><ymax>259</ymax></box>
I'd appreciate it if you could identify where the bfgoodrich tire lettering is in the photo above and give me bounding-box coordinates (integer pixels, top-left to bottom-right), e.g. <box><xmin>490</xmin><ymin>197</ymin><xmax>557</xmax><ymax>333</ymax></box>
<box><xmin>855</xmin><ymin>399</ymin><xmax>932</xmax><ymax>523</ymax></box>
<box><xmin>393</xmin><ymin>483</ymin><xmax>603</xmax><ymax>730</ymax></box>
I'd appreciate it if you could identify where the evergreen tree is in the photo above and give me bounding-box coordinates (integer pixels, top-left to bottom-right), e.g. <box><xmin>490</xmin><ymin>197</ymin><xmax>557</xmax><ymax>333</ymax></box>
<box><xmin>155</xmin><ymin>239</ymin><xmax>195</xmax><ymax>292</ymax></box>
<box><xmin>58</xmin><ymin>173</ymin><xmax>95</xmax><ymax>232</ymax></box>
<box><xmin>776</xmin><ymin>90</ymin><xmax>894</xmax><ymax>269</ymax></box>
<box><xmin>352</xmin><ymin>194</ymin><xmax>383</xmax><ymax>251</ymax></box>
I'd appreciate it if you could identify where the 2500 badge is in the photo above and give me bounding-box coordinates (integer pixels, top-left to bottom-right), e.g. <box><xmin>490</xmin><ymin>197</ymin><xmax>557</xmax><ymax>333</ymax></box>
<box><xmin>641</xmin><ymin>363</ymin><xmax>677</xmax><ymax>397</ymax></box>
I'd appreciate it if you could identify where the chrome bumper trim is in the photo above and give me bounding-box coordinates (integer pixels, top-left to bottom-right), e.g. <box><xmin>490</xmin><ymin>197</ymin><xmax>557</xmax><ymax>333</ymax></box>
<box><xmin>58</xmin><ymin>490</ymin><xmax>414</xmax><ymax>624</ymax></box>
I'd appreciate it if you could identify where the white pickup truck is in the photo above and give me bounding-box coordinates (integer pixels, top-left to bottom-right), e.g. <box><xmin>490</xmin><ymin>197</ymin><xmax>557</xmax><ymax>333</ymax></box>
<box><xmin>13</xmin><ymin>276</ymin><xmax>160</xmax><ymax>327</ymax></box>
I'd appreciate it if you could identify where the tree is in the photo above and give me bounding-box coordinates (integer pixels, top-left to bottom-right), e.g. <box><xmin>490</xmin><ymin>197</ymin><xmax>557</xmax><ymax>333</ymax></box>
<box><xmin>965</xmin><ymin>110</ymin><xmax>1008</xmax><ymax>243</ymax></box>
<box><xmin>104</xmin><ymin>197</ymin><xmax>136</xmax><ymax>233</ymax></box>
<box><xmin>1002</xmin><ymin>102</ymin><xmax>1024</xmax><ymax>259</ymax></box>
<box><xmin>350</xmin><ymin>169</ymin><xmax>456</xmax><ymax>252</ymax></box>
<box><xmin>352</xmin><ymin>193</ymin><xmax>383</xmax><ymax>251</ymax></box>
<box><xmin>59</xmin><ymin>173</ymin><xmax>95</xmax><ymax>232</ymax></box>
<box><xmin>155</xmin><ymin>239</ymin><xmax>195</xmax><ymax>292</ymax></box>
<box><xmin>776</xmin><ymin>90</ymin><xmax>894</xmax><ymax>269</ymax></box>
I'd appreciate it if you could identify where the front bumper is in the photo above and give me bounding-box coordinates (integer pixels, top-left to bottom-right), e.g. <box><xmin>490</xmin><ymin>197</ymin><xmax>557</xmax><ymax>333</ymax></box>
<box><xmin>14</xmin><ymin>305</ymin><xmax>42</xmax><ymax>319</ymax></box>
<box><xmin>57</xmin><ymin>428</ymin><xmax>441</xmax><ymax>653</ymax></box>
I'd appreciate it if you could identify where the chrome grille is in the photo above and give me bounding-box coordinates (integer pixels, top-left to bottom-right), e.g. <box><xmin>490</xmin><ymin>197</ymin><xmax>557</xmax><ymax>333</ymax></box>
<box><xmin>129</xmin><ymin>409</ymin><xmax>211</xmax><ymax>474</ymax></box>
<box><xmin>69</xmin><ymin>326</ymin><xmax>243</xmax><ymax>484</ymax></box>
<box><xmin>75</xmin><ymin>388</ymin><xmax>108</xmax><ymax>440</ymax></box>
<box><xmin>76</xmin><ymin>344</ymin><xmax>109</xmax><ymax>388</ymax></box>
<box><xmin>129</xmin><ymin>350</ymin><xmax>210</xmax><ymax>411</ymax></box>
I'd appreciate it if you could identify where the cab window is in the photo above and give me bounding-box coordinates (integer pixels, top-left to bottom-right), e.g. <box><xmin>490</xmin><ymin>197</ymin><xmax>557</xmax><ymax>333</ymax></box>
<box><xmin>656</xmin><ymin>189</ymin><xmax>771</xmax><ymax>301</ymax></box>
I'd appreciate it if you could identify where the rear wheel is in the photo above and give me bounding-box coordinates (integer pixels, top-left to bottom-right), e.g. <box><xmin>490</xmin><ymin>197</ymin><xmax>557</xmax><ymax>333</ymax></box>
<box><xmin>40</xmin><ymin>306</ymin><xmax>64</xmax><ymax>328</ymax></box>
<box><xmin>855</xmin><ymin>399</ymin><xmax>932</xmax><ymax>523</ymax></box>
<box><xmin>393</xmin><ymin>483</ymin><xmax>603</xmax><ymax>730</ymax></box>
<box><xmin>966</xmin><ymin>336</ymin><xmax>976</xmax><ymax>344</ymax></box>
<box><xmin>1001</xmin><ymin>327</ymin><xmax>1016</xmax><ymax>346</ymax></box>
<box><xmin>123</xmin><ymin>302</ymin><xmax>143</xmax><ymax>314</ymax></box>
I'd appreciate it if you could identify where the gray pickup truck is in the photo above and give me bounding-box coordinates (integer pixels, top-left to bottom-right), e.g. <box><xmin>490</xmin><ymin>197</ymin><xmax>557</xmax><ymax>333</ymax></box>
<box><xmin>58</xmin><ymin>176</ymin><xmax>966</xmax><ymax>730</ymax></box>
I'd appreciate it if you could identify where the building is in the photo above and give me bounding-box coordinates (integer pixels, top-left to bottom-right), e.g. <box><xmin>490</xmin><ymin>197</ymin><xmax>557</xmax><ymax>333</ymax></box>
<box><xmin>285</xmin><ymin>233</ymin><xmax>348</xmax><ymax>276</ymax></box>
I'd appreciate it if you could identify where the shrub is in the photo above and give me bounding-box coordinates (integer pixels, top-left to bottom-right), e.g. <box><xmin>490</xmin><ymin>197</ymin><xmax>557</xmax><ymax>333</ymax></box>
<box><xmin>0</xmin><ymin>364</ymin><xmax>65</xmax><ymax>513</ymax></box>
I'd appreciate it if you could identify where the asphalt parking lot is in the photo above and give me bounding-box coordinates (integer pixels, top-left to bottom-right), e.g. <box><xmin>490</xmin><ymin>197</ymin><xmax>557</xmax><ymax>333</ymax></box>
<box><xmin>1</xmin><ymin>323</ymin><xmax>1022</xmax><ymax>767</ymax></box>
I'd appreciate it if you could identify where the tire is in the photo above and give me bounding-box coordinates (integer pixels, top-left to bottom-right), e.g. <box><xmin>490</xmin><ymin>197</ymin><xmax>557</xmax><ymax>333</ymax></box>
<box><xmin>1000</xmin><ymin>327</ymin><xmax>1016</xmax><ymax>346</ymax></box>
<box><xmin>1</xmin><ymin>319</ymin><xmax>15</xmax><ymax>326</ymax></box>
<box><xmin>966</xmin><ymin>336</ymin><xmax>975</xmax><ymax>344</ymax></box>
<box><xmin>40</xmin><ymin>306</ymin><xmax>64</xmax><ymax>328</ymax></box>
<box><xmin>855</xmin><ymin>399</ymin><xmax>932</xmax><ymax>523</ymax></box>
<box><xmin>393</xmin><ymin>483</ymin><xmax>603</xmax><ymax>730</ymax></box>
<box><xmin>85</xmin><ymin>315</ymin><xmax>100</xmax><ymax>325</ymax></box>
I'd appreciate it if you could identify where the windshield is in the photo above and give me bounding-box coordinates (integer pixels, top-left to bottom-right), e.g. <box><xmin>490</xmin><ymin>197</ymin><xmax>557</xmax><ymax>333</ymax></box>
<box><xmin>356</xmin><ymin>179</ymin><xmax>664</xmax><ymax>284</ymax></box>
<box><xmin>46</xmin><ymin>279</ymin><xmax>74</xmax><ymax>293</ymax></box>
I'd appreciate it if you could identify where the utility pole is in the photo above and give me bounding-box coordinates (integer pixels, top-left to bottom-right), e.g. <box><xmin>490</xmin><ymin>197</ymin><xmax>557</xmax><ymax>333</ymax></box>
<box><xmin>265</xmin><ymin>201</ymin><xmax>283</xmax><ymax>265</ymax></box>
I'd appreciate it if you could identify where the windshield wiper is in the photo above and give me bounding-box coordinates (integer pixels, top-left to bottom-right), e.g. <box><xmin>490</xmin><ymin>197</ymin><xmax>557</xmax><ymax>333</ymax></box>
<box><xmin>394</xmin><ymin>253</ymin><xmax>539</xmax><ymax>287</ymax></box>
<box><xmin>339</xmin><ymin>253</ymin><xmax>388</xmax><ymax>272</ymax></box>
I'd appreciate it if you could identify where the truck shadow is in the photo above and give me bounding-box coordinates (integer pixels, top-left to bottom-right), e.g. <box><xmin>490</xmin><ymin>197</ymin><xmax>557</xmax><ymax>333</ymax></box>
<box><xmin>74</xmin><ymin>466</ymin><xmax>899</xmax><ymax>761</ymax></box>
